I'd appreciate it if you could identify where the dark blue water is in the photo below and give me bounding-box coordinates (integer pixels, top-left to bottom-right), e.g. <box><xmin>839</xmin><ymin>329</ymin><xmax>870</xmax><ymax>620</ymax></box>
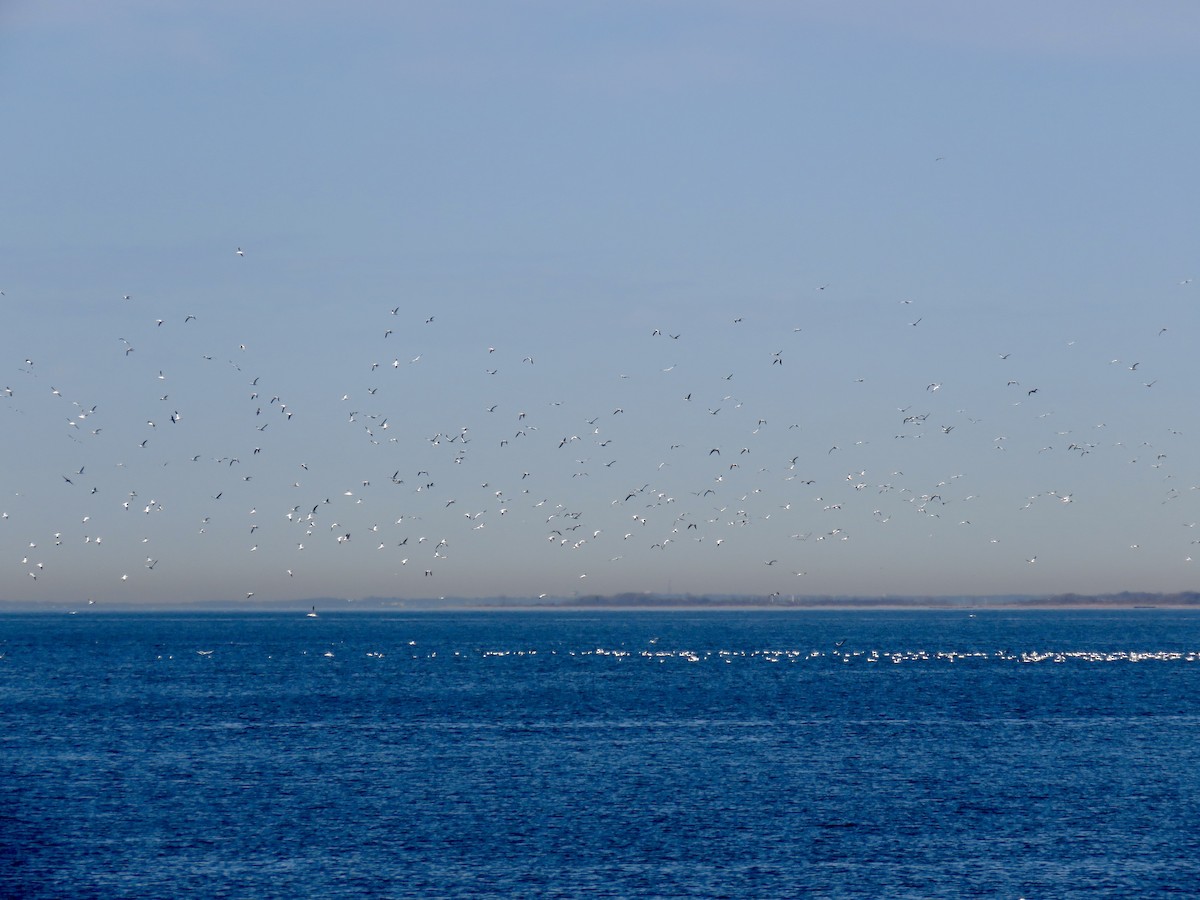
<box><xmin>3</xmin><ymin>610</ymin><xmax>1199</xmax><ymax>898</ymax></box>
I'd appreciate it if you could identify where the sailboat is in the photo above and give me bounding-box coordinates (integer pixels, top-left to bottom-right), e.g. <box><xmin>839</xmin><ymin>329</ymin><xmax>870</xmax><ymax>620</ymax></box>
<box><xmin>306</xmin><ymin>606</ymin><xmax>318</xmax><ymax>619</ymax></box>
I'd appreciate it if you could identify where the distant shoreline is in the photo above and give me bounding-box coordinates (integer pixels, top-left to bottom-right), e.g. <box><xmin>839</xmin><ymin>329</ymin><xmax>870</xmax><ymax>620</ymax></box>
<box><xmin>2</xmin><ymin>593</ymin><xmax>1199</xmax><ymax>613</ymax></box>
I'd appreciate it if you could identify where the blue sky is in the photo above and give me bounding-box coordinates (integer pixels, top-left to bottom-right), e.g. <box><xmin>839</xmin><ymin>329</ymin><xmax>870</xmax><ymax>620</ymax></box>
<box><xmin>3</xmin><ymin>1</ymin><xmax>1199</xmax><ymax>604</ymax></box>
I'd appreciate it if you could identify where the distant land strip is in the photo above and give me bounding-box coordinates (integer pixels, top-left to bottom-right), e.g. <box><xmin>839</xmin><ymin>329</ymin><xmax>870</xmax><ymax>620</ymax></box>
<box><xmin>4</xmin><ymin>591</ymin><xmax>1200</xmax><ymax>612</ymax></box>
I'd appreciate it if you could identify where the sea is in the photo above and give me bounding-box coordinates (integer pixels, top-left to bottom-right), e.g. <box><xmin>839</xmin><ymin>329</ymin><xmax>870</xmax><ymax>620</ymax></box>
<box><xmin>2</xmin><ymin>609</ymin><xmax>1198</xmax><ymax>899</ymax></box>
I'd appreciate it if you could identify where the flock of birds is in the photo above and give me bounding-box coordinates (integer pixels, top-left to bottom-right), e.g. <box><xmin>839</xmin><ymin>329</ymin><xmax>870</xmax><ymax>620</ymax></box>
<box><xmin>2</xmin><ymin>251</ymin><xmax>1198</xmax><ymax>605</ymax></box>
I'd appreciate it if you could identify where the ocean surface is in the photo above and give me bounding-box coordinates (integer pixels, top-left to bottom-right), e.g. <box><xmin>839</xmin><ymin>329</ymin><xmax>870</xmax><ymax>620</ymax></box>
<box><xmin>2</xmin><ymin>609</ymin><xmax>1199</xmax><ymax>899</ymax></box>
